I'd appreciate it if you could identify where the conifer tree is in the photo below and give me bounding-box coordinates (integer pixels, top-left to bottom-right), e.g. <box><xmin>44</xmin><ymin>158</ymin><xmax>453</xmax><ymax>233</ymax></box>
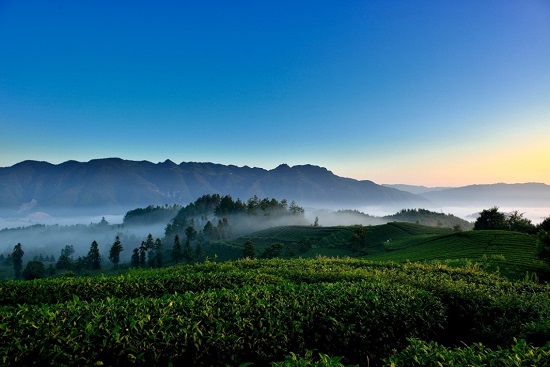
<box><xmin>194</xmin><ymin>232</ymin><xmax>206</xmax><ymax>262</ymax></box>
<box><xmin>109</xmin><ymin>236</ymin><xmax>124</xmax><ymax>270</ymax></box>
<box><xmin>184</xmin><ymin>238</ymin><xmax>193</xmax><ymax>263</ymax></box>
<box><xmin>154</xmin><ymin>238</ymin><xmax>163</xmax><ymax>268</ymax></box>
<box><xmin>146</xmin><ymin>234</ymin><xmax>155</xmax><ymax>267</ymax></box>
<box><xmin>139</xmin><ymin>241</ymin><xmax>147</xmax><ymax>267</ymax></box>
<box><xmin>172</xmin><ymin>235</ymin><xmax>182</xmax><ymax>263</ymax></box>
<box><xmin>131</xmin><ymin>248</ymin><xmax>140</xmax><ymax>268</ymax></box>
<box><xmin>87</xmin><ymin>240</ymin><xmax>101</xmax><ymax>270</ymax></box>
<box><xmin>12</xmin><ymin>243</ymin><xmax>24</xmax><ymax>280</ymax></box>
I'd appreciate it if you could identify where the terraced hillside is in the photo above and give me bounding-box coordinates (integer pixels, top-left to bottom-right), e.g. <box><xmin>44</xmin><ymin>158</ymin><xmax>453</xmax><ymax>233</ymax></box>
<box><xmin>367</xmin><ymin>229</ymin><xmax>543</xmax><ymax>280</ymax></box>
<box><xmin>216</xmin><ymin>223</ymin><xmax>543</xmax><ymax>280</ymax></box>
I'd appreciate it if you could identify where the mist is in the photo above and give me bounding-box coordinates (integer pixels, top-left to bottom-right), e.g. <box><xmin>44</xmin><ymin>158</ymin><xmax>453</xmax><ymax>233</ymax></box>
<box><xmin>0</xmin><ymin>212</ymin><xmax>169</xmax><ymax>264</ymax></box>
<box><xmin>2</xmin><ymin>200</ymin><xmax>548</xmax><ymax>268</ymax></box>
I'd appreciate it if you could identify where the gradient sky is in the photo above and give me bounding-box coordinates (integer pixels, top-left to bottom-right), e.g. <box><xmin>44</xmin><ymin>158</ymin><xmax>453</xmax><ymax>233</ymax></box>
<box><xmin>1</xmin><ymin>0</ymin><xmax>549</xmax><ymax>186</ymax></box>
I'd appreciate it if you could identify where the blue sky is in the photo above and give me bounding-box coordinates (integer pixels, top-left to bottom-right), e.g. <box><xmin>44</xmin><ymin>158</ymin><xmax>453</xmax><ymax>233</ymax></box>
<box><xmin>1</xmin><ymin>0</ymin><xmax>549</xmax><ymax>186</ymax></box>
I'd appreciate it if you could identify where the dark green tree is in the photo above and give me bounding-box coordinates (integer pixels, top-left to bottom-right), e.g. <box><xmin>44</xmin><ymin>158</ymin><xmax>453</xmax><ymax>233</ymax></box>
<box><xmin>194</xmin><ymin>233</ymin><xmax>206</xmax><ymax>262</ymax></box>
<box><xmin>154</xmin><ymin>238</ymin><xmax>163</xmax><ymax>268</ymax></box>
<box><xmin>172</xmin><ymin>235</ymin><xmax>182</xmax><ymax>263</ymax></box>
<box><xmin>87</xmin><ymin>240</ymin><xmax>101</xmax><ymax>270</ymax></box>
<box><xmin>474</xmin><ymin>207</ymin><xmax>507</xmax><ymax>230</ymax></box>
<box><xmin>109</xmin><ymin>236</ymin><xmax>124</xmax><ymax>269</ymax></box>
<box><xmin>75</xmin><ymin>256</ymin><xmax>89</xmax><ymax>273</ymax></box>
<box><xmin>139</xmin><ymin>241</ymin><xmax>147</xmax><ymax>267</ymax></box>
<box><xmin>184</xmin><ymin>239</ymin><xmax>193</xmax><ymax>263</ymax></box>
<box><xmin>56</xmin><ymin>254</ymin><xmax>73</xmax><ymax>271</ymax></box>
<box><xmin>261</xmin><ymin>243</ymin><xmax>283</xmax><ymax>259</ymax></box>
<box><xmin>12</xmin><ymin>243</ymin><xmax>24</xmax><ymax>280</ymax></box>
<box><xmin>507</xmin><ymin>211</ymin><xmax>535</xmax><ymax>233</ymax></box>
<box><xmin>537</xmin><ymin>216</ymin><xmax>550</xmax><ymax>233</ymax></box>
<box><xmin>47</xmin><ymin>264</ymin><xmax>56</xmax><ymax>277</ymax></box>
<box><xmin>61</xmin><ymin>245</ymin><xmax>75</xmax><ymax>258</ymax></box>
<box><xmin>185</xmin><ymin>226</ymin><xmax>197</xmax><ymax>242</ymax></box>
<box><xmin>203</xmin><ymin>221</ymin><xmax>214</xmax><ymax>238</ymax></box>
<box><xmin>217</xmin><ymin>218</ymin><xmax>230</xmax><ymax>239</ymax></box>
<box><xmin>22</xmin><ymin>260</ymin><xmax>45</xmax><ymax>280</ymax></box>
<box><xmin>289</xmin><ymin>200</ymin><xmax>305</xmax><ymax>215</ymax></box>
<box><xmin>146</xmin><ymin>234</ymin><xmax>155</xmax><ymax>267</ymax></box>
<box><xmin>243</xmin><ymin>240</ymin><xmax>255</xmax><ymax>259</ymax></box>
<box><xmin>131</xmin><ymin>248</ymin><xmax>140</xmax><ymax>268</ymax></box>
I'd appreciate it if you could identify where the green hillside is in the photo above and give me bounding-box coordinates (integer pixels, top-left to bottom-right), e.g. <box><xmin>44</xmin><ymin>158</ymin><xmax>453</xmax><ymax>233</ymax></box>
<box><xmin>367</xmin><ymin>229</ymin><xmax>544</xmax><ymax>280</ymax></box>
<box><xmin>213</xmin><ymin>223</ymin><xmax>544</xmax><ymax>280</ymax></box>
<box><xmin>211</xmin><ymin>223</ymin><xmax>455</xmax><ymax>261</ymax></box>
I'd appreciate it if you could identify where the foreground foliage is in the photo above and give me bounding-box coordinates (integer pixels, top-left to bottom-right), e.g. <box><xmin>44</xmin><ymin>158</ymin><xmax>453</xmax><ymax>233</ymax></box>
<box><xmin>1</xmin><ymin>258</ymin><xmax>549</xmax><ymax>366</ymax></box>
<box><xmin>386</xmin><ymin>338</ymin><xmax>550</xmax><ymax>367</ymax></box>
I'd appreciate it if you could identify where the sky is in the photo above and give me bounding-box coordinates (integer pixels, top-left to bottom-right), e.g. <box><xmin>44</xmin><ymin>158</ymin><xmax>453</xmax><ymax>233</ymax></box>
<box><xmin>1</xmin><ymin>0</ymin><xmax>549</xmax><ymax>187</ymax></box>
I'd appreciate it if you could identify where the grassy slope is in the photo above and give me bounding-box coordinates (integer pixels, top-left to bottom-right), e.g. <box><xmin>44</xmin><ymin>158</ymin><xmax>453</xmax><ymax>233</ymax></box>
<box><xmin>217</xmin><ymin>222</ymin><xmax>544</xmax><ymax>280</ymax></box>
<box><xmin>366</xmin><ymin>229</ymin><xmax>544</xmax><ymax>280</ymax></box>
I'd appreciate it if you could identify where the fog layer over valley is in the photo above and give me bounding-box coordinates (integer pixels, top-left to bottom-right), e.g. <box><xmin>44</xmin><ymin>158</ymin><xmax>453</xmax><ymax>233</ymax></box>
<box><xmin>0</xmin><ymin>194</ymin><xmax>477</xmax><ymax>265</ymax></box>
<box><xmin>1</xmin><ymin>161</ymin><xmax>549</xmax><ymax>264</ymax></box>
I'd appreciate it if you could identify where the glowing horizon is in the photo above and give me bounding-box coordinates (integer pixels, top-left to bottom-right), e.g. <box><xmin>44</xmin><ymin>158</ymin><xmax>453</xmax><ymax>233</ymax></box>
<box><xmin>1</xmin><ymin>1</ymin><xmax>549</xmax><ymax>187</ymax></box>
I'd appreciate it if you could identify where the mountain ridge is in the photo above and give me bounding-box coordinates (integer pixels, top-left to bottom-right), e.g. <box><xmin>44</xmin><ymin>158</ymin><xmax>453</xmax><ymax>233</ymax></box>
<box><xmin>0</xmin><ymin>158</ymin><xmax>425</xmax><ymax>214</ymax></box>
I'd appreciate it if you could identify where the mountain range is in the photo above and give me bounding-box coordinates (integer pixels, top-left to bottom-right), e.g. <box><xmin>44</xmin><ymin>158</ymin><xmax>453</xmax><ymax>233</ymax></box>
<box><xmin>0</xmin><ymin>159</ymin><xmax>424</xmax><ymax>214</ymax></box>
<box><xmin>1</xmin><ymin>159</ymin><xmax>549</xmax><ymax>216</ymax></box>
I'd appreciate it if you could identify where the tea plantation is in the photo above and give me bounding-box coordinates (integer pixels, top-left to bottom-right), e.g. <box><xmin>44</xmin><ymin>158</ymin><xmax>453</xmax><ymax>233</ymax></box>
<box><xmin>1</xmin><ymin>257</ymin><xmax>549</xmax><ymax>366</ymax></box>
<box><xmin>228</xmin><ymin>223</ymin><xmax>545</xmax><ymax>281</ymax></box>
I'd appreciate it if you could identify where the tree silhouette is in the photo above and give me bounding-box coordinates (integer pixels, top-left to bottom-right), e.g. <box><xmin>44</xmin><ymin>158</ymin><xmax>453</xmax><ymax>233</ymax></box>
<box><xmin>23</xmin><ymin>260</ymin><xmax>45</xmax><ymax>280</ymax></box>
<box><xmin>172</xmin><ymin>235</ymin><xmax>182</xmax><ymax>263</ymax></box>
<box><xmin>474</xmin><ymin>207</ymin><xmax>507</xmax><ymax>230</ymax></box>
<box><xmin>154</xmin><ymin>238</ymin><xmax>163</xmax><ymax>268</ymax></box>
<box><xmin>131</xmin><ymin>248</ymin><xmax>140</xmax><ymax>268</ymax></box>
<box><xmin>139</xmin><ymin>241</ymin><xmax>147</xmax><ymax>267</ymax></box>
<box><xmin>12</xmin><ymin>243</ymin><xmax>24</xmax><ymax>280</ymax></box>
<box><xmin>109</xmin><ymin>236</ymin><xmax>124</xmax><ymax>270</ymax></box>
<box><xmin>87</xmin><ymin>240</ymin><xmax>101</xmax><ymax>270</ymax></box>
<box><xmin>184</xmin><ymin>239</ymin><xmax>193</xmax><ymax>263</ymax></box>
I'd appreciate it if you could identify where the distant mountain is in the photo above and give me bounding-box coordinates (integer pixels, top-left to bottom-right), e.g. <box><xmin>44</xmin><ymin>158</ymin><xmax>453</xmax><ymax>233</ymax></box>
<box><xmin>418</xmin><ymin>183</ymin><xmax>550</xmax><ymax>208</ymax></box>
<box><xmin>0</xmin><ymin>159</ymin><xmax>426</xmax><ymax>214</ymax></box>
<box><xmin>382</xmin><ymin>184</ymin><xmax>452</xmax><ymax>195</ymax></box>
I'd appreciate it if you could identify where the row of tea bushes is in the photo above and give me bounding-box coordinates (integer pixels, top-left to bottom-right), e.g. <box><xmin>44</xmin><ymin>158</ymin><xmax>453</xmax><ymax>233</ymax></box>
<box><xmin>2</xmin><ymin>258</ymin><xmax>550</xmax><ymax>365</ymax></box>
<box><xmin>0</xmin><ymin>281</ymin><xmax>444</xmax><ymax>366</ymax></box>
<box><xmin>385</xmin><ymin>338</ymin><xmax>550</xmax><ymax>367</ymax></box>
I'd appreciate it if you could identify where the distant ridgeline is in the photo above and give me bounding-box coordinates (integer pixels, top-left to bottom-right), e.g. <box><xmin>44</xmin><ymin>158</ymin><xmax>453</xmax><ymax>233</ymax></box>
<box><xmin>0</xmin><ymin>158</ymin><xmax>426</xmax><ymax>213</ymax></box>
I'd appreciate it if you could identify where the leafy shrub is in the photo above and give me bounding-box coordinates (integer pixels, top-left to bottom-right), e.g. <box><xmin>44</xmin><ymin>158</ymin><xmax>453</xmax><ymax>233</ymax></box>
<box><xmin>0</xmin><ymin>281</ymin><xmax>444</xmax><ymax>366</ymax></box>
<box><xmin>385</xmin><ymin>338</ymin><xmax>550</xmax><ymax>366</ymax></box>
<box><xmin>272</xmin><ymin>351</ymin><xmax>358</xmax><ymax>367</ymax></box>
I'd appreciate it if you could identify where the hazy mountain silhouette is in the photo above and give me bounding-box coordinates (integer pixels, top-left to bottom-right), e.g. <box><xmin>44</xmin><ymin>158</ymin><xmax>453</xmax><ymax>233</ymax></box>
<box><xmin>417</xmin><ymin>183</ymin><xmax>550</xmax><ymax>207</ymax></box>
<box><xmin>382</xmin><ymin>184</ymin><xmax>451</xmax><ymax>195</ymax></box>
<box><xmin>0</xmin><ymin>159</ymin><xmax>426</xmax><ymax>214</ymax></box>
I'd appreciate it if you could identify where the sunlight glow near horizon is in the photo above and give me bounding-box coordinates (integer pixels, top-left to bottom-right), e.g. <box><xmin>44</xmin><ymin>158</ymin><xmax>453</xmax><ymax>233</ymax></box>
<box><xmin>1</xmin><ymin>0</ymin><xmax>549</xmax><ymax>187</ymax></box>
